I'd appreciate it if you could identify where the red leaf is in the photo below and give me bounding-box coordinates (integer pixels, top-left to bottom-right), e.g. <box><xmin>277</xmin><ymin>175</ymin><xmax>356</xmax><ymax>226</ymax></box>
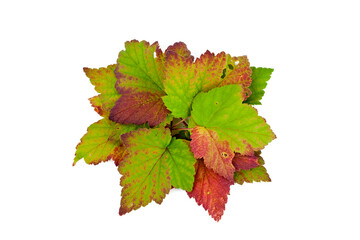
<box><xmin>114</xmin><ymin>72</ymin><xmax>139</xmax><ymax>95</ymax></box>
<box><xmin>190</xmin><ymin>126</ymin><xmax>235</xmax><ymax>181</ymax></box>
<box><xmin>232</xmin><ymin>152</ymin><xmax>259</xmax><ymax>171</ymax></box>
<box><xmin>165</xmin><ymin>42</ymin><xmax>194</xmax><ymax>61</ymax></box>
<box><xmin>187</xmin><ymin>160</ymin><xmax>232</xmax><ymax>221</ymax></box>
<box><xmin>109</xmin><ymin>91</ymin><xmax>169</xmax><ymax>127</ymax></box>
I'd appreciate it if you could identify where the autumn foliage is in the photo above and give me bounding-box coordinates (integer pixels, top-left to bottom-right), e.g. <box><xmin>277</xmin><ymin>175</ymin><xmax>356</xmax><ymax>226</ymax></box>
<box><xmin>74</xmin><ymin>40</ymin><xmax>275</xmax><ymax>221</ymax></box>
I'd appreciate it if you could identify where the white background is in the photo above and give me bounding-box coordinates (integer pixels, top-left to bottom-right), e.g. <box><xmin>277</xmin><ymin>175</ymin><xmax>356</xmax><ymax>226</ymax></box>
<box><xmin>1</xmin><ymin>0</ymin><xmax>359</xmax><ymax>239</ymax></box>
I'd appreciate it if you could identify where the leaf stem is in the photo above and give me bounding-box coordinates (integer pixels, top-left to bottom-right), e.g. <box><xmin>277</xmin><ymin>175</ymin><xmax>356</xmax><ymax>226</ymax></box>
<box><xmin>172</xmin><ymin>117</ymin><xmax>190</xmax><ymax>128</ymax></box>
<box><xmin>175</xmin><ymin>128</ymin><xmax>192</xmax><ymax>131</ymax></box>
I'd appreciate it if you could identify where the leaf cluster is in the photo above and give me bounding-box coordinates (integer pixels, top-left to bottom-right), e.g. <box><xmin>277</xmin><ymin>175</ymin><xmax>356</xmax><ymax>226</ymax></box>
<box><xmin>74</xmin><ymin>40</ymin><xmax>275</xmax><ymax>221</ymax></box>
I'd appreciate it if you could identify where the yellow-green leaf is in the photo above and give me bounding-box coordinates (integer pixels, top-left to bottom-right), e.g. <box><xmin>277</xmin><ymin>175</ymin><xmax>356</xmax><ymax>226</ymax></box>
<box><xmin>115</xmin><ymin>40</ymin><xmax>164</xmax><ymax>93</ymax></box>
<box><xmin>234</xmin><ymin>153</ymin><xmax>271</xmax><ymax>184</ymax></box>
<box><xmin>74</xmin><ymin>118</ymin><xmax>139</xmax><ymax>166</ymax></box>
<box><xmin>84</xmin><ymin>64</ymin><xmax>119</xmax><ymax>117</ymax></box>
<box><xmin>162</xmin><ymin>51</ymin><xmax>197</xmax><ymax>118</ymax></box>
<box><xmin>119</xmin><ymin>128</ymin><xmax>196</xmax><ymax>215</ymax></box>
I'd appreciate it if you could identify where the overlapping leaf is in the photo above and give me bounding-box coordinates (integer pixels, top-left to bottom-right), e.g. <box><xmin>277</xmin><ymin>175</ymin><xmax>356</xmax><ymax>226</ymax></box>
<box><xmin>232</xmin><ymin>152</ymin><xmax>259</xmax><ymax>170</ymax></box>
<box><xmin>234</xmin><ymin>152</ymin><xmax>271</xmax><ymax>184</ymax></box>
<box><xmin>84</xmin><ymin>65</ymin><xmax>119</xmax><ymax>117</ymax></box>
<box><xmin>195</xmin><ymin>51</ymin><xmax>227</xmax><ymax>92</ymax></box>
<box><xmin>191</xmin><ymin>84</ymin><xmax>276</xmax><ymax>155</ymax></box>
<box><xmin>74</xmin><ymin>118</ymin><xmax>139</xmax><ymax>166</ymax></box>
<box><xmin>166</xmin><ymin>139</ymin><xmax>196</xmax><ymax>189</ymax></box>
<box><xmin>219</xmin><ymin>55</ymin><xmax>253</xmax><ymax>99</ymax></box>
<box><xmin>110</xmin><ymin>40</ymin><xmax>169</xmax><ymax>127</ymax></box>
<box><xmin>244</xmin><ymin>67</ymin><xmax>274</xmax><ymax>105</ymax></box>
<box><xmin>119</xmin><ymin>128</ymin><xmax>196</xmax><ymax>215</ymax></box>
<box><xmin>155</xmin><ymin>114</ymin><xmax>174</xmax><ymax>128</ymax></box>
<box><xmin>162</xmin><ymin>50</ymin><xmax>196</xmax><ymax>118</ymax></box>
<box><xmin>162</xmin><ymin>49</ymin><xmax>254</xmax><ymax>119</ymax></box>
<box><xmin>115</xmin><ymin>40</ymin><xmax>164</xmax><ymax>92</ymax></box>
<box><xmin>190</xmin><ymin>126</ymin><xmax>235</xmax><ymax>180</ymax></box>
<box><xmin>110</xmin><ymin>91</ymin><xmax>168</xmax><ymax>126</ymax></box>
<box><xmin>162</xmin><ymin>50</ymin><xmax>228</xmax><ymax>118</ymax></box>
<box><xmin>187</xmin><ymin>160</ymin><xmax>232</xmax><ymax>221</ymax></box>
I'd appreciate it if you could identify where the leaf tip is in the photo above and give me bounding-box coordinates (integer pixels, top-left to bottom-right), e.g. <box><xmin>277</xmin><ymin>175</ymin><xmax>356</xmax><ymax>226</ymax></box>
<box><xmin>119</xmin><ymin>206</ymin><xmax>128</xmax><ymax>216</ymax></box>
<box><xmin>165</xmin><ymin>41</ymin><xmax>193</xmax><ymax>61</ymax></box>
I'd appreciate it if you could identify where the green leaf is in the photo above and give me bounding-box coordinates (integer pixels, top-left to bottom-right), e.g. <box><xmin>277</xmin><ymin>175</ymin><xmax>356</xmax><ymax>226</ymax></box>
<box><xmin>234</xmin><ymin>153</ymin><xmax>271</xmax><ymax>184</ymax></box>
<box><xmin>244</xmin><ymin>67</ymin><xmax>274</xmax><ymax>105</ymax></box>
<box><xmin>119</xmin><ymin>128</ymin><xmax>196</xmax><ymax>215</ymax></box>
<box><xmin>191</xmin><ymin>85</ymin><xmax>276</xmax><ymax>155</ymax></box>
<box><xmin>162</xmin><ymin>51</ymin><xmax>197</xmax><ymax>118</ymax></box>
<box><xmin>74</xmin><ymin>118</ymin><xmax>139</xmax><ymax>166</ymax></box>
<box><xmin>116</xmin><ymin>40</ymin><xmax>164</xmax><ymax>93</ymax></box>
<box><xmin>166</xmin><ymin>139</ymin><xmax>197</xmax><ymax>190</ymax></box>
<box><xmin>84</xmin><ymin>65</ymin><xmax>119</xmax><ymax>117</ymax></box>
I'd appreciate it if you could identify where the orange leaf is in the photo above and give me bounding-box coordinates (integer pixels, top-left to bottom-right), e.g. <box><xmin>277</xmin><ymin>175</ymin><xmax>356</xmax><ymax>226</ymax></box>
<box><xmin>190</xmin><ymin>126</ymin><xmax>235</xmax><ymax>181</ymax></box>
